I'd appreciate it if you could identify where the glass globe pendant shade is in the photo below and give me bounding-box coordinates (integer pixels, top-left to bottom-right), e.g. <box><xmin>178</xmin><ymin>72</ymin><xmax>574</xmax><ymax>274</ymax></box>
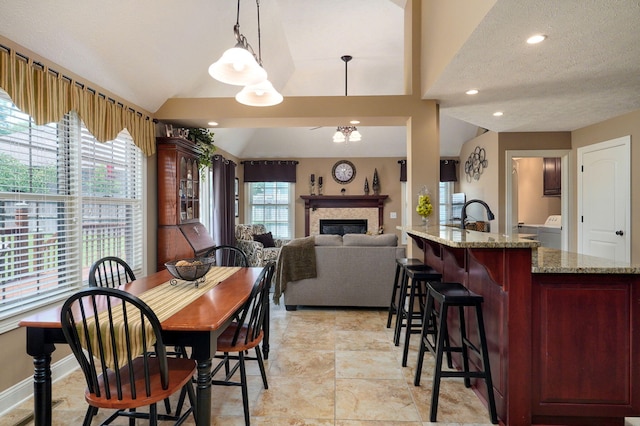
<box><xmin>235</xmin><ymin>79</ymin><xmax>283</xmax><ymax>107</ymax></box>
<box><xmin>333</xmin><ymin>130</ymin><xmax>346</xmax><ymax>143</ymax></box>
<box><xmin>208</xmin><ymin>46</ymin><xmax>267</xmax><ymax>86</ymax></box>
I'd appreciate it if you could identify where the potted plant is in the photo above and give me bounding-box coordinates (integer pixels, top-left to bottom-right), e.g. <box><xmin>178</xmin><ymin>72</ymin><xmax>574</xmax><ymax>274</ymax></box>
<box><xmin>186</xmin><ymin>128</ymin><xmax>216</xmax><ymax>170</ymax></box>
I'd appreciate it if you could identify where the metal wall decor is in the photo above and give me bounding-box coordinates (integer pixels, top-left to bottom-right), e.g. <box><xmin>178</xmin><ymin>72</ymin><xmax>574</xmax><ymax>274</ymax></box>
<box><xmin>464</xmin><ymin>146</ymin><xmax>488</xmax><ymax>181</ymax></box>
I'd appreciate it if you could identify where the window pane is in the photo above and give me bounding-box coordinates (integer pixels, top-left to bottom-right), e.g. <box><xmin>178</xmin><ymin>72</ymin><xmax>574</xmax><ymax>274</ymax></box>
<box><xmin>247</xmin><ymin>182</ymin><xmax>293</xmax><ymax>239</ymax></box>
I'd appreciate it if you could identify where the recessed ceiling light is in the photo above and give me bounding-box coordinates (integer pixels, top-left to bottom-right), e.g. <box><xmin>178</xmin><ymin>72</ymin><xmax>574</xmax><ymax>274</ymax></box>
<box><xmin>466</xmin><ymin>89</ymin><xmax>479</xmax><ymax>95</ymax></box>
<box><xmin>493</xmin><ymin>111</ymin><xmax>503</xmax><ymax>117</ymax></box>
<box><xmin>207</xmin><ymin>121</ymin><xmax>219</xmax><ymax>126</ymax></box>
<box><xmin>527</xmin><ymin>34</ymin><xmax>547</xmax><ymax>44</ymax></box>
<box><xmin>350</xmin><ymin>120</ymin><xmax>360</xmax><ymax>125</ymax></box>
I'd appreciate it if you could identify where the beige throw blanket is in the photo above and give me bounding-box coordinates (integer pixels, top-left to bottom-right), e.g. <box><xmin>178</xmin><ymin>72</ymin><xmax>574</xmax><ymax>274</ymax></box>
<box><xmin>273</xmin><ymin>236</ymin><xmax>316</xmax><ymax>304</ymax></box>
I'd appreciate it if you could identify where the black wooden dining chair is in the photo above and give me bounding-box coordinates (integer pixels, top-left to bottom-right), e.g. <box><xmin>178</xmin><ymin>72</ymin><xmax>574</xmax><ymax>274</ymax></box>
<box><xmin>210</xmin><ymin>261</ymin><xmax>275</xmax><ymax>426</ymax></box>
<box><xmin>89</xmin><ymin>256</ymin><xmax>136</xmax><ymax>288</ymax></box>
<box><xmin>205</xmin><ymin>245</ymin><xmax>249</xmax><ymax>267</ymax></box>
<box><xmin>88</xmin><ymin>255</ymin><xmax>187</xmax><ymax>415</ymax></box>
<box><xmin>60</xmin><ymin>287</ymin><xmax>197</xmax><ymax>426</ymax></box>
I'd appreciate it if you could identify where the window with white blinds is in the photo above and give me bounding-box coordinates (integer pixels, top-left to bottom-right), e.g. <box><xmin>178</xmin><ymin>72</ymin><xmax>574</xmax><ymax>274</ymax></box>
<box><xmin>247</xmin><ymin>182</ymin><xmax>293</xmax><ymax>239</ymax></box>
<box><xmin>439</xmin><ymin>181</ymin><xmax>454</xmax><ymax>225</ymax></box>
<box><xmin>0</xmin><ymin>89</ymin><xmax>143</xmax><ymax>326</ymax></box>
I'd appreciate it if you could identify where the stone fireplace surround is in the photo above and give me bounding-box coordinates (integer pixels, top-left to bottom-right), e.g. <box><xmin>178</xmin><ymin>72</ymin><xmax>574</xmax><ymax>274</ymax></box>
<box><xmin>300</xmin><ymin>195</ymin><xmax>388</xmax><ymax>236</ymax></box>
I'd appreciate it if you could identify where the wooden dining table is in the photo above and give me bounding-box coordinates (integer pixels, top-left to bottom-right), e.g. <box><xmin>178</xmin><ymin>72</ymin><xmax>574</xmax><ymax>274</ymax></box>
<box><xmin>19</xmin><ymin>266</ymin><xmax>264</xmax><ymax>426</ymax></box>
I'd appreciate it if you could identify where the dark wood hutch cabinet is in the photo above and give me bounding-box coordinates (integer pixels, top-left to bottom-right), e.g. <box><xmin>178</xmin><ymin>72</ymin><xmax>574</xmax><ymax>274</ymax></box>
<box><xmin>156</xmin><ymin>137</ymin><xmax>214</xmax><ymax>271</ymax></box>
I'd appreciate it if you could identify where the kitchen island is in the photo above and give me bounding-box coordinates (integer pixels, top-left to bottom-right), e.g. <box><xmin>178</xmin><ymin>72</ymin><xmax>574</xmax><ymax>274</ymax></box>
<box><xmin>400</xmin><ymin>225</ymin><xmax>640</xmax><ymax>426</ymax></box>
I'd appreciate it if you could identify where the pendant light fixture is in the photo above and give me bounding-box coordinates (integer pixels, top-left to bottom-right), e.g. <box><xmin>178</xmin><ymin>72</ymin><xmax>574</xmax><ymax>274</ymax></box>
<box><xmin>235</xmin><ymin>0</ymin><xmax>283</xmax><ymax>106</ymax></box>
<box><xmin>333</xmin><ymin>55</ymin><xmax>362</xmax><ymax>142</ymax></box>
<box><xmin>210</xmin><ymin>0</ymin><xmax>282</xmax><ymax>106</ymax></box>
<box><xmin>209</xmin><ymin>0</ymin><xmax>267</xmax><ymax>87</ymax></box>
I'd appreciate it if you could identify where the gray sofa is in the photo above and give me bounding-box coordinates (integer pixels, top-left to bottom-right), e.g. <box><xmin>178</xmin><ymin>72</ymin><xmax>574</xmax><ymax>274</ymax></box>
<box><xmin>281</xmin><ymin>233</ymin><xmax>405</xmax><ymax>310</ymax></box>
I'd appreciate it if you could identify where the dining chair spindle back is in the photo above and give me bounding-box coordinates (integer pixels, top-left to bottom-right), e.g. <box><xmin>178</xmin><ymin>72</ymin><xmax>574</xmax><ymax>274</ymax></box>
<box><xmin>89</xmin><ymin>256</ymin><xmax>136</xmax><ymax>288</ymax></box>
<box><xmin>60</xmin><ymin>287</ymin><xmax>196</xmax><ymax>425</ymax></box>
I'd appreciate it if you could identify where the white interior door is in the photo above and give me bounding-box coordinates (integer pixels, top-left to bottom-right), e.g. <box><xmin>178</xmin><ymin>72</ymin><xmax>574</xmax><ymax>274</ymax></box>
<box><xmin>578</xmin><ymin>136</ymin><xmax>630</xmax><ymax>262</ymax></box>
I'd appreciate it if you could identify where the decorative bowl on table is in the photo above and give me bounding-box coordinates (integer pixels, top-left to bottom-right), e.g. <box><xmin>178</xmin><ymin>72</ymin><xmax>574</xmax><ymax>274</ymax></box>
<box><xmin>165</xmin><ymin>257</ymin><xmax>215</xmax><ymax>286</ymax></box>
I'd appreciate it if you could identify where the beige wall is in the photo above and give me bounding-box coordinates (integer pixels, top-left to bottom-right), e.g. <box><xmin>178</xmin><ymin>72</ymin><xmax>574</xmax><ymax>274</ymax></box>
<box><xmin>458</xmin><ymin>131</ymin><xmax>500</xmax><ymax>231</ymax></box>
<box><xmin>572</xmin><ymin>109</ymin><xmax>640</xmax><ymax>263</ymax></box>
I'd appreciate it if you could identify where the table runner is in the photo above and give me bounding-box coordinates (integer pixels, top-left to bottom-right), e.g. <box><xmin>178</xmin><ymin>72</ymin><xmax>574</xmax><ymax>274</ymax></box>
<box><xmin>81</xmin><ymin>267</ymin><xmax>241</xmax><ymax>369</ymax></box>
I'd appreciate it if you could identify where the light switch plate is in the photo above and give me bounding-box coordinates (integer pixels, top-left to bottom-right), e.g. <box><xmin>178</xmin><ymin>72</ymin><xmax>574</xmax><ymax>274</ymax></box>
<box><xmin>390</xmin><ymin>212</ymin><xmax>397</xmax><ymax>219</ymax></box>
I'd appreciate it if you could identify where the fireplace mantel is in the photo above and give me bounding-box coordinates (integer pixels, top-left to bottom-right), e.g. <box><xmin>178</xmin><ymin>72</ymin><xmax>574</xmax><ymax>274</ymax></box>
<box><xmin>300</xmin><ymin>195</ymin><xmax>388</xmax><ymax>236</ymax></box>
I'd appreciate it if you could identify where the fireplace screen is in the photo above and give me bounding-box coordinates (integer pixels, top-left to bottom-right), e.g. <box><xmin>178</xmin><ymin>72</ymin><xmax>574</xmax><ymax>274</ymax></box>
<box><xmin>319</xmin><ymin>219</ymin><xmax>367</xmax><ymax>235</ymax></box>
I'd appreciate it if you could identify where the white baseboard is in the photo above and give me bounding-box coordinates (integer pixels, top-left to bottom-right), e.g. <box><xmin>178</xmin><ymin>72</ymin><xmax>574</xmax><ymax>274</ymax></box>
<box><xmin>0</xmin><ymin>355</ymin><xmax>78</xmax><ymax>417</ymax></box>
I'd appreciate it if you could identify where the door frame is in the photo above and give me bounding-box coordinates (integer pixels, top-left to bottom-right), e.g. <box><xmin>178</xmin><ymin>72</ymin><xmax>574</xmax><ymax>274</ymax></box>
<box><xmin>505</xmin><ymin>149</ymin><xmax>571</xmax><ymax>251</ymax></box>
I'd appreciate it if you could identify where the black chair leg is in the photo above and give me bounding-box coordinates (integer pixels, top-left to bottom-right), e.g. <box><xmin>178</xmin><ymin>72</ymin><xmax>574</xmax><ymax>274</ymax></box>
<box><xmin>255</xmin><ymin>346</ymin><xmax>269</xmax><ymax>389</ymax></box>
<box><xmin>430</xmin><ymin>303</ymin><xmax>449</xmax><ymax>422</ymax></box>
<box><xmin>239</xmin><ymin>352</ymin><xmax>250</xmax><ymax>426</ymax></box>
<box><xmin>476</xmin><ymin>305</ymin><xmax>499</xmax><ymax>424</ymax></box>
<box><xmin>386</xmin><ymin>264</ymin><xmax>402</xmax><ymax>328</ymax></box>
<box><xmin>414</xmin><ymin>291</ymin><xmax>435</xmax><ymax>386</ymax></box>
<box><xmin>393</xmin><ymin>271</ymin><xmax>409</xmax><ymax>346</ymax></box>
<box><xmin>402</xmin><ymin>277</ymin><xmax>419</xmax><ymax>367</ymax></box>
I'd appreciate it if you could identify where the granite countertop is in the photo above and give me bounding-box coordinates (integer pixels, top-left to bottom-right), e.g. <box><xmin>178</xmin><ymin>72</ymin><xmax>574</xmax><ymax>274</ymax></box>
<box><xmin>532</xmin><ymin>247</ymin><xmax>640</xmax><ymax>274</ymax></box>
<box><xmin>399</xmin><ymin>225</ymin><xmax>540</xmax><ymax>249</ymax></box>
<box><xmin>399</xmin><ymin>225</ymin><xmax>640</xmax><ymax>274</ymax></box>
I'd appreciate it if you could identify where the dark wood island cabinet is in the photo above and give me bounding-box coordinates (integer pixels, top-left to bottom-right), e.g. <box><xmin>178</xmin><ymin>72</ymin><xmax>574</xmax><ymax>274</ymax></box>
<box><xmin>401</xmin><ymin>225</ymin><xmax>640</xmax><ymax>426</ymax></box>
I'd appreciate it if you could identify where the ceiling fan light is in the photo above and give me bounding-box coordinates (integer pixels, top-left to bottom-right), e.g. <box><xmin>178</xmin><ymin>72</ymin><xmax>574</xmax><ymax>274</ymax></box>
<box><xmin>349</xmin><ymin>129</ymin><xmax>362</xmax><ymax>141</ymax></box>
<box><xmin>333</xmin><ymin>130</ymin><xmax>346</xmax><ymax>143</ymax></box>
<box><xmin>235</xmin><ymin>80</ymin><xmax>283</xmax><ymax>107</ymax></box>
<box><xmin>209</xmin><ymin>47</ymin><xmax>267</xmax><ymax>86</ymax></box>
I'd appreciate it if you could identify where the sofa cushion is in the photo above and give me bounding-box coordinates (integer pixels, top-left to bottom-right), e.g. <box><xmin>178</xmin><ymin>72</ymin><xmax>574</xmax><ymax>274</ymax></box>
<box><xmin>314</xmin><ymin>234</ymin><xmax>343</xmax><ymax>246</ymax></box>
<box><xmin>253</xmin><ymin>232</ymin><xmax>276</xmax><ymax>248</ymax></box>
<box><xmin>343</xmin><ymin>233</ymin><xmax>397</xmax><ymax>246</ymax></box>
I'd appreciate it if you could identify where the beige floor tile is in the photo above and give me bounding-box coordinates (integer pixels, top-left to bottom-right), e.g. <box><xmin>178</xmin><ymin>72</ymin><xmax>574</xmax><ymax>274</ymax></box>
<box><xmin>269</xmin><ymin>349</ymin><xmax>335</xmax><ymax>377</ymax></box>
<box><xmin>335</xmin><ymin>378</ymin><xmax>421</xmax><ymax>422</ymax></box>
<box><xmin>335</xmin><ymin>330</ymin><xmax>393</xmax><ymax>351</ymax></box>
<box><xmin>335</xmin><ymin>350</ymin><xmax>403</xmax><ymax>380</ymax></box>
<box><xmin>251</xmin><ymin>376</ymin><xmax>335</xmax><ymax>420</ymax></box>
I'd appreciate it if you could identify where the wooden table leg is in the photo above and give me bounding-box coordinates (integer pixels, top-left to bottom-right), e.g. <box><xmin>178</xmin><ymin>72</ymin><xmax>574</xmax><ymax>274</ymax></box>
<box><xmin>26</xmin><ymin>327</ymin><xmax>56</xmax><ymax>426</ymax></box>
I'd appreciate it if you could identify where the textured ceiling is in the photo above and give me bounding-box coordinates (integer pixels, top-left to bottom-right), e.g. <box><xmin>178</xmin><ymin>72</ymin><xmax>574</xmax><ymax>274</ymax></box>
<box><xmin>0</xmin><ymin>0</ymin><xmax>639</xmax><ymax>158</ymax></box>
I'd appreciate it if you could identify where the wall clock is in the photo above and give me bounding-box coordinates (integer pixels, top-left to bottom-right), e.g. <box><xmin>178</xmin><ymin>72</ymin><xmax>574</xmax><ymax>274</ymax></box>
<box><xmin>332</xmin><ymin>160</ymin><xmax>356</xmax><ymax>184</ymax></box>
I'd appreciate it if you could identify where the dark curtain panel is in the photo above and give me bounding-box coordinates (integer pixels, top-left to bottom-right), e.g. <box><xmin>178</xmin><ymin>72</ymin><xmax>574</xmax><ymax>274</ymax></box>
<box><xmin>211</xmin><ymin>155</ymin><xmax>237</xmax><ymax>247</ymax></box>
<box><xmin>398</xmin><ymin>160</ymin><xmax>407</xmax><ymax>182</ymax></box>
<box><xmin>242</xmin><ymin>160</ymin><xmax>299</xmax><ymax>182</ymax></box>
<box><xmin>440</xmin><ymin>159</ymin><xmax>458</xmax><ymax>182</ymax></box>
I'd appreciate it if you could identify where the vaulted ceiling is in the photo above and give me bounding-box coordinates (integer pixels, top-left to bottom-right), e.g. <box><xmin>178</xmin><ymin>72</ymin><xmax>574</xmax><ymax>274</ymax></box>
<box><xmin>1</xmin><ymin>0</ymin><xmax>639</xmax><ymax>158</ymax></box>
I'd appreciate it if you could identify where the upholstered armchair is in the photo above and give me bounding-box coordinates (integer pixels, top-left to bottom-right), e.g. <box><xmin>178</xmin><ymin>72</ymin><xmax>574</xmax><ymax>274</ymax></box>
<box><xmin>235</xmin><ymin>224</ymin><xmax>288</xmax><ymax>267</ymax></box>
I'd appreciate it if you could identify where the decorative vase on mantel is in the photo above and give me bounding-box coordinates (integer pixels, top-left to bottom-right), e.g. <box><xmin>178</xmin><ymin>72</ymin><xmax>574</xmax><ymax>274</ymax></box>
<box><xmin>372</xmin><ymin>168</ymin><xmax>380</xmax><ymax>195</ymax></box>
<box><xmin>364</xmin><ymin>177</ymin><xmax>370</xmax><ymax>195</ymax></box>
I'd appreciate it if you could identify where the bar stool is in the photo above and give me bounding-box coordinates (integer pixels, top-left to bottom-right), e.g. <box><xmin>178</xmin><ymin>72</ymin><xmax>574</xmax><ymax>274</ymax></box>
<box><xmin>386</xmin><ymin>258</ymin><xmax>431</xmax><ymax>329</ymax></box>
<box><xmin>396</xmin><ymin>267</ymin><xmax>442</xmax><ymax>367</ymax></box>
<box><xmin>414</xmin><ymin>281</ymin><xmax>498</xmax><ymax>424</ymax></box>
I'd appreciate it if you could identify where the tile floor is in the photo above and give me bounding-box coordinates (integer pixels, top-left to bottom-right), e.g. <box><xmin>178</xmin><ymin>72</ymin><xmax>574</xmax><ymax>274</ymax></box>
<box><xmin>3</xmin><ymin>301</ymin><xmax>640</xmax><ymax>425</ymax></box>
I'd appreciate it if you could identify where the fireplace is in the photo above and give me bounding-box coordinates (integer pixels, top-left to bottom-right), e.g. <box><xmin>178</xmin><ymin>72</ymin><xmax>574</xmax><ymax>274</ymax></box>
<box><xmin>300</xmin><ymin>195</ymin><xmax>388</xmax><ymax>236</ymax></box>
<box><xmin>320</xmin><ymin>219</ymin><xmax>368</xmax><ymax>235</ymax></box>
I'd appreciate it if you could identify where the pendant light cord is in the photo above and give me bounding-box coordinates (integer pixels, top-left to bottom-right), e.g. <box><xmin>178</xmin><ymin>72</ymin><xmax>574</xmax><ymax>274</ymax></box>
<box><xmin>256</xmin><ymin>0</ymin><xmax>262</xmax><ymax>66</ymax></box>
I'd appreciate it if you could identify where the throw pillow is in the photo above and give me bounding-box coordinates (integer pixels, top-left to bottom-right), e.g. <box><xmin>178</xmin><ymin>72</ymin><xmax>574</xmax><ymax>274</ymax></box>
<box><xmin>253</xmin><ymin>232</ymin><xmax>276</xmax><ymax>248</ymax></box>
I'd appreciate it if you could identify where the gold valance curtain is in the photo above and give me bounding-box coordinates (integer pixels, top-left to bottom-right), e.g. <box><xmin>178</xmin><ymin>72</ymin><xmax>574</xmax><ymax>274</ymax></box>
<box><xmin>0</xmin><ymin>48</ymin><xmax>155</xmax><ymax>156</ymax></box>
